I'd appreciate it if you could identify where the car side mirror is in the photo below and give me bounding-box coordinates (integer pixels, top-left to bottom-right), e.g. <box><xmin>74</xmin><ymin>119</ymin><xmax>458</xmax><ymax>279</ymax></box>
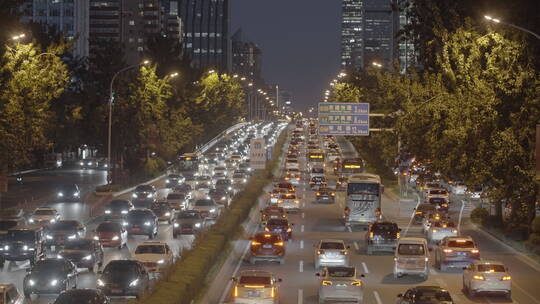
<box><xmin>462</xmin><ymin>267</ymin><xmax>467</xmax><ymax>270</ymax></box>
<box><xmin>428</xmin><ymin>248</ymin><xmax>433</xmax><ymax>252</ymax></box>
<box><xmin>278</xmin><ymin>278</ymin><xmax>282</xmax><ymax>282</ymax></box>
<box><xmin>315</xmin><ymin>273</ymin><xmax>320</xmax><ymax>276</ymax></box>
<box><xmin>26</xmin><ymin>268</ymin><xmax>31</xmax><ymax>272</ymax></box>
<box><xmin>291</xmin><ymin>223</ymin><xmax>295</xmax><ymax>226</ymax></box>
<box><xmin>346</xmin><ymin>245</ymin><xmax>351</xmax><ymax>249</ymax></box>
<box><xmin>398</xmin><ymin>228</ymin><xmax>402</xmax><ymax>232</ymax></box>
<box><xmin>363</xmin><ymin>227</ymin><xmax>368</xmax><ymax>231</ymax></box>
<box><xmin>97</xmin><ymin>270</ymin><xmax>103</xmax><ymax>274</ymax></box>
<box><xmin>231</xmin><ymin>277</ymin><xmax>237</xmax><ymax>281</ymax></box>
<box><xmin>397</xmin><ymin>293</ymin><xmax>403</xmax><ymax>298</ymax></box>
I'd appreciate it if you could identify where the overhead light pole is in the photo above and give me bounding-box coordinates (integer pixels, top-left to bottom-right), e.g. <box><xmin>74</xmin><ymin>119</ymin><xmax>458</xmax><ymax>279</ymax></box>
<box><xmin>107</xmin><ymin>60</ymin><xmax>150</xmax><ymax>184</ymax></box>
<box><xmin>484</xmin><ymin>15</ymin><xmax>540</xmax><ymax>40</ymax></box>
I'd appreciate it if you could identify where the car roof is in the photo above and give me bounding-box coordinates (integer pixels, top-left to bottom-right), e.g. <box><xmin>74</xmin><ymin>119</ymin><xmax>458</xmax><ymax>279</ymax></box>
<box><xmin>398</xmin><ymin>237</ymin><xmax>427</xmax><ymax>244</ymax></box>
<box><xmin>472</xmin><ymin>260</ymin><xmax>505</xmax><ymax>266</ymax></box>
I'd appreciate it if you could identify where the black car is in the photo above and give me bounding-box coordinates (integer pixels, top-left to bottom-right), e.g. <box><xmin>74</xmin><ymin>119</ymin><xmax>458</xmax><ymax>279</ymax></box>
<box><xmin>131</xmin><ymin>185</ymin><xmax>156</xmax><ymax>208</ymax></box>
<box><xmin>366</xmin><ymin>221</ymin><xmax>400</xmax><ymax>255</ymax></box>
<box><xmin>56</xmin><ymin>184</ymin><xmax>81</xmax><ymax>202</ymax></box>
<box><xmin>97</xmin><ymin>260</ymin><xmax>150</xmax><ymax>298</ymax></box>
<box><xmin>45</xmin><ymin>220</ymin><xmax>86</xmax><ymax>248</ymax></box>
<box><xmin>165</xmin><ymin>174</ymin><xmax>185</xmax><ymax>188</ymax></box>
<box><xmin>150</xmin><ymin>201</ymin><xmax>174</xmax><ymax>224</ymax></box>
<box><xmin>0</xmin><ymin>225</ymin><xmax>45</xmax><ymax>266</ymax></box>
<box><xmin>397</xmin><ymin>286</ymin><xmax>454</xmax><ymax>304</ymax></box>
<box><xmin>173</xmin><ymin>210</ymin><xmax>204</xmax><ymax>237</ymax></box>
<box><xmin>215</xmin><ymin>179</ymin><xmax>233</xmax><ymax>194</ymax></box>
<box><xmin>54</xmin><ymin>289</ymin><xmax>110</xmax><ymax>304</ymax></box>
<box><xmin>413</xmin><ymin>204</ymin><xmax>436</xmax><ymax>224</ymax></box>
<box><xmin>208</xmin><ymin>188</ymin><xmax>230</xmax><ymax>207</ymax></box>
<box><xmin>104</xmin><ymin>199</ymin><xmax>134</xmax><ymax>220</ymax></box>
<box><xmin>125</xmin><ymin>209</ymin><xmax>158</xmax><ymax>239</ymax></box>
<box><xmin>23</xmin><ymin>258</ymin><xmax>78</xmax><ymax>298</ymax></box>
<box><xmin>58</xmin><ymin>238</ymin><xmax>104</xmax><ymax>272</ymax></box>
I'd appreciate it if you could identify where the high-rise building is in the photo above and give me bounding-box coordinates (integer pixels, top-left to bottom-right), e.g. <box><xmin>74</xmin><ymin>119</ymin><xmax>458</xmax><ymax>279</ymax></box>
<box><xmin>178</xmin><ymin>0</ymin><xmax>230</xmax><ymax>72</ymax></box>
<box><xmin>20</xmin><ymin>0</ymin><xmax>90</xmax><ymax>57</ymax></box>
<box><xmin>231</xmin><ymin>28</ymin><xmax>262</xmax><ymax>85</ymax></box>
<box><xmin>88</xmin><ymin>0</ymin><xmax>182</xmax><ymax>64</ymax></box>
<box><xmin>340</xmin><ymin>0</ymin><xmax>399</xmax><ymax>70</ymax></box>
<box><xmin>398</xmin><ymin>1</ymin><xmax>416</xmax><ymax>73</ymax></box>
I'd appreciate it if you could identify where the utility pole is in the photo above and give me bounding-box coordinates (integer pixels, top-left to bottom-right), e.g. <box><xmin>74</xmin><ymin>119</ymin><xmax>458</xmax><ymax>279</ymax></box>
<box><xmin>276</xmin><ymin>85</ymin><xmax>279</xmax><ymax>111</ymax></box>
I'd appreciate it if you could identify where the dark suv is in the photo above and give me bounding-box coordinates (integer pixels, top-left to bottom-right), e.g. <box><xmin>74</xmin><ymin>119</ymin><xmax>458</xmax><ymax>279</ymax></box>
<box><xmin>54</xmin><ymin>289</ymin><xmax>110</xmax><ymax>304</ymax></box>
<box><xmin>23</xmin><ymin>258</ymin><xmax>78</xmax><ymax>298</ymax></box>
<box><xmin>0</xmin><ymin>225</ymin><xmax>45</xmax><ymax>266</ymax></box>
<box><xmin>165</xmin><ymin>174</ymin><xmax>185</xmax><ymax>188</ymax></box>
<box><xmin>56</xmin><ymin>184</ymin><xmax>81</xmax><ymax>202</ymax></box>
<box><xmin>58</xmin><ymin>238</ymin><xmax>104</xmax><ymax>272</ymax></box>
<box><xmin>125</xmin><ymin>209</ymin><xmax>158</xmax><ymax>239</ymax></box>
<box><xmin>131</xmin><ymin>185</ymin><xmax>156</xmax><ymax>208</ymax></box>
<box><xmin>249</xmin><ymin>232</ymin><xmax>285</xmax><ymax>265</ymax></box>
<box><xmin>365</xmin><ymin>221</ymin><xmax>400</xmax><ymax>255</ymax></box>
<box><xmin>97</xmin><ymin>260</ymin><xmax>150</xmax><ymax>298</ymax></box>
<box><xmin>104</xmin><ymin>199</ymin><xmax>133</xmax><ymax>220</ymax></box>
<box><xmin>44</xmin><ymin>220</ymin><xmax>86</xmax><ymax>248</ymax></box>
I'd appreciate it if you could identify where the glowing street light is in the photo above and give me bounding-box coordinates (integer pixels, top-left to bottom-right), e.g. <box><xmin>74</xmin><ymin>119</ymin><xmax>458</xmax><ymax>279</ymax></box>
<box><xmin>372</xmin><ymin>62</ymin><xmax>382</xmax><ymax>68</ymax></box>
<box><xmin>484</xmin><ymin>15</ymin><xmax>540</xmax><ymax>39</ymax></box>
<box><xmin>484</xmin><ymin>15</ymin><xmax>500</xmax><ymax>23</ymax></box>
<box><xmin>169</xmin><ymin>72</ymin><xmax>179</xmax><ymax>78</ymax></box>
<box><xmin>208</xmin><ymin>69</ymin><xmax>215</xmax><ymax>74</ymax></box>
<box><xmin>11</xmin><ymin>33</ymin><xmax>25</xmax><ymax>41</ymax></box>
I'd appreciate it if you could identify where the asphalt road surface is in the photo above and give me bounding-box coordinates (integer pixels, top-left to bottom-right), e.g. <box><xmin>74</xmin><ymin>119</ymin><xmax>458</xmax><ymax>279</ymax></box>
<box><xmin>215</xmin><ymin>134</ymin><xmax>540</xmax><ymax>304</ymax></box>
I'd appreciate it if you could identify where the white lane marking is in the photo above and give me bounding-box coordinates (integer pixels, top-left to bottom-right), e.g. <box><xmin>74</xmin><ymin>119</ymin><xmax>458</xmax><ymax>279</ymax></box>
<box><xmin>512</xmin><ymin>280</ymin><xmax>540</xmax><ymax>304</ymax></box>
<box><xmin>353</xmin><ymin>241</ymin><xmax>359</xmax><ymax>251</ymax></box>
<box><xmin>298</xmin><ymin>289</ymin><xmax>303</xmax><ymax>304</ymax></box>
<box><xmin>300</xmin><ymin>240</ymin><xmax>304</xmax><ymax>249</ymax></box>
<box><xmin>403</xmin><ymin>193</ymin><xmax>421</xmax><ymax>237</ymax></box>
<box><xmin>361</xmin><ymin>262</ymin><xmax>369</xmax><ymax>274</ymax></box>
<box><xmin>430</xmin><ymin>268</ymin><xmax>436</xmax><ymax>275</ymax></box>
<box><xmin>457</xmin><ymin>199</ymin><xmax>465</xmax><ymax>232</ymax></box>
<box><xmin>347</xmin><ymin>226</ymin><xmax>352</xmax><ymax>233</ymax></box>
<box><xmin>373</xmin><ymin>291</ymin><xmax>383</xmax><ymax>304</ymax></box>
<box><xmin>299</xmin><ymin>260</ymin><xmax>304</xmax><ymax>272</ymax></box>
<box><xmin>301</xmin><ymin>224</ymin><xmax>305</xmax><ymax>232</ymax></box>
<box><xmin>301</xmin><ymin>212</ymin><xmax>305</xmax><ymax>219</ymax></box>
<box><xmin>218</xmin><ymin>240</ymin><xmax>251</xmax><ymax>303</ymax></box>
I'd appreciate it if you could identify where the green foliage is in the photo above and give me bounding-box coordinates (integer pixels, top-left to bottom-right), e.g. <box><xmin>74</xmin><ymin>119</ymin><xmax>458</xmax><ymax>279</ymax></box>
<box><xmin>470</xmin><ymin>207</ymin><xmax>489</xmax><ymax>224</ymax></box>
<box><xmin>144</xmin><ymin>158</ymin><xmax>166</xmax><ymax>178</ymax></box>
<box><xmin>532</xmin><ymin>217</ymin><xmax>540</xmax><ymax>234</ymax></box>
<box><xmin>95</xmin><ymin>184</ymin><xmax>123</xmax><ymax>193</ymax></box>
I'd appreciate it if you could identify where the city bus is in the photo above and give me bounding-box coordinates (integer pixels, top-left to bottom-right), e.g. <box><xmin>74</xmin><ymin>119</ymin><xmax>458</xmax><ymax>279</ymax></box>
<box><xmin>340</xmin><ymin>158</ymin><xmax>364</xmax><ymax>176</ymax></box>
<box><xmin>306</xmin><ymin>150</ymin><xmax>325</xmax><ymax>171</ymax></box>
<box><xmin>344</xmin><ymin>173</ymin><xmax>383</xmax><ymax>226</ymax></box>
<box><xmin>177</xmin><ymin>153</ymin><xmax>199</xmax><ymax>175</ymax></box>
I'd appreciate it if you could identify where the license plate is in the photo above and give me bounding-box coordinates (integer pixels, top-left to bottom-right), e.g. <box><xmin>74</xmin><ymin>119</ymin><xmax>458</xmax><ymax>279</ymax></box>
<box><xmin>274</xmin><ymin>229</ymin><xmax>282</xmax><ymax>232</ymax></box>
<box><xmin>247</xmin><ymin>291</ymin><xmax>260</xmax><ymax>297</ymax></box>
<box><xmin>262</xmin><ymin>244</ymin><xmax>272</xmax><ymax>249</ymax></box>
<box><xmin>458</xmin><ymin>252</ymin><xmax>467</xmax><ymax>256</ymax></box>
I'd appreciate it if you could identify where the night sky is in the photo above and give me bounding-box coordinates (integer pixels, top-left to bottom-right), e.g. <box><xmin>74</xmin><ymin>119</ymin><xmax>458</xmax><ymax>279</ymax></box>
<box><xmin>231</xmin><ymin>0</ymin><xmax>342</xmax><ymax>112</ymax></box>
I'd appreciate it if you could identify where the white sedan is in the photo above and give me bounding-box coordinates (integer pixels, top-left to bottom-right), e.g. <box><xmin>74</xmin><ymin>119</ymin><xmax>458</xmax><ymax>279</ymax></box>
<box><xmin>133</xmin><ymin>242</ymin><xmax>174</xmax><ymax>274</ymax></box>
<box><xmin>463</xmin><ymin>260</ymin><xmax>512</xmax><ymax>299</ymax></box>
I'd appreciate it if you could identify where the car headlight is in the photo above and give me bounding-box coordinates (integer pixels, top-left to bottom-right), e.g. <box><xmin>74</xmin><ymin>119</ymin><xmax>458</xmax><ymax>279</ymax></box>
<box><xmin>112</xmin><ymin>235</ymin><xmax>119</xmax><ymax>241</ymax></box>
<box><xmin>3</xmin><ymin>245</ymin><xmax>8</xmax><ymax>250</ymax></box>
<box><xmin>29</xmin><ymin>218</ymin><xmax>34</xmax><ymax>223</ymax></box>
<box><xmin>104</xmin><ymin>164</ymin><xmax>108</xmax><ymax>168</ymax></box>
<box><xmin>23</xmin><ymin>245</ymin><xmax>28</xmax><ymax>251</ymax></box>
<box><xmin>68</xmin><ymin>234</ymin><xmax>77</xmax><ymax>239</ymax></box>
<box><xmin>228</xmin><ymin>187</ymin><xmax>232</xmax><ymax>191</ymax></box>
<box><xmin>74</xmin><ymin>192</ymin><xmax>80</xmax><ymax>197</ymax></box>
<box><xmin>129</xmin><ymin>279</ymin><xmax>139</xmax><ymax>287</ymax></box>
<box><xmin>122</xmin><ymin>221</ymin><xmax>128</xmax><ymax>226</ymax></box>
<box><xmin>166</xmin><ymin>179</ymin><xmax>170</xmax><ymax>183</ymax></box>
<box><xmin>174</xmin><ymin>223</ymin><xmax>179</xmax><ymax>227</ymax></box>
<box><xmin>88</xmin><ymin>162</ymin><xmax>93</xmax><ymax>166</ymax></box>
<box><xmin>50</xmin><ymin>219</ymin><xmax>56</xmax><ymax>223</ymax></box>
<box><xmin>165</xmin><ymin>212</ymin><xmax>171</xmax><ymax>216</ymax></box>
<box><xmin>93</xmin><ymin>236</ymin><xmax>99</xmax><ymax>240</ymax></box>
<box><xmin>147</xmin><ymin>193</ymin><xmax>153</xmax><ymax>198</ymax></box>
<box><xmin>79</xmin><ymin>162</ymin><xmax>84</xmax><ymax>166</ymax></box>
<box><xmin>97</xmin><ymin>279</ymin><xmax>105</xmax><ymax>287</ymax></box>
<box><xmin>28</xmin><ymin>279</ymin><xmax>35</xmax><ymax>286</ymax></box>
<box><xmin>58</xmin><ymin>192</ymin><xmax>64</xmax><ymax>197</ymax></box>
<box><xmin>121</xmin><ymin>210</ymin><xmax>128</xmax><ymax>214</ymax></box>
<box><xmin>105</xmin><ymin>210</ymin><xmax>111</xmax><ymax>214</ymax></box>
<box><xmin>194</xmin><ymin>223</ymin><xmax>201</xmax><ymax>228</ymax></box>
<box><xmin>243</xmin><ymin>179</ymin><xmax>247</xmax><ymax>183</ymax></box>
<box><xmin>83</xmin><ymin>254</ymin><xmax>92</xmax><ymax>260</ymax></box>
<box><xmin>46</xmin><ymin>235</ymin><xmax>53</xmax><ymax>240</ymax></box>
<box><xmin>209</xmin><ymin>208</ymin><xmax>216</xmax><ymax>213</ymax></box>
<box><xmin>57</xmin><ymin>254</ymin><xmax>63</xmax><ymax>259</ymax></box>
<box><xmin>157</xmin><ymin>259</ymin><xmax>165</xmax><ymax>264</ymax></box>
<box><xmin>50</xmin><ymin>279</ymin><xmax>58</xmax><ymax>286</ymax></box>
<box><xmin>132</xmin><ymin>193</ymin><xmax>138</xmax><ymax>198</ymax></box>
<box><xmin>221</xmin><ymin>196</ymin><xmax>226</xmax><ymax>200</ymax></box>
<box><xmin>144</xmin><ymin>221</ymin><xmax>151</xmax><ymax>226</ymax></box>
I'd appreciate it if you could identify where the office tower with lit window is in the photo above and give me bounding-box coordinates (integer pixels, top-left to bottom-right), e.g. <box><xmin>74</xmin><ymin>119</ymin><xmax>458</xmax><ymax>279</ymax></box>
<box><xmin>178</xmin><ymin>0</ymin><xmax>230</xmax><ymax>72</ymax></box>
<box><xmin>231</xmin><ymin>28</ymin><xmax>262</xmax><ymax>85</ymax></box>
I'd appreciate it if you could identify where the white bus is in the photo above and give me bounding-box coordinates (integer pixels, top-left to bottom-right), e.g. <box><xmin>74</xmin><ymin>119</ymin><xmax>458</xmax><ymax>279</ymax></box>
<box><xmin>344</xmin><ymin>173</ymin><xmax>383</xmax><ymax>226</ymax></box>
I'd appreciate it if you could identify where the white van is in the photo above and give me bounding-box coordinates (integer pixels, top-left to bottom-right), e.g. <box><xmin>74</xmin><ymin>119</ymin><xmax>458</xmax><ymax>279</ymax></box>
<box><xmin>393</xmin><ymin>237</ymin><xmax>429</xmax><ymax>279</ymax></box>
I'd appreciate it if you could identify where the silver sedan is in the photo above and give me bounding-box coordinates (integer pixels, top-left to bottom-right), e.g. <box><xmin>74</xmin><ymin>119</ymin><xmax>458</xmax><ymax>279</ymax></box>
<box><xmin>317</xmin><ymin>266</ymin><xmax>364</xmax><ymax>304</ymax></box>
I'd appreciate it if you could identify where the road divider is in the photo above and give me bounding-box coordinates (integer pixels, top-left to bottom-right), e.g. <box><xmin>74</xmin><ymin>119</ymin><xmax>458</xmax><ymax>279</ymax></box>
<box><xmin>129</xmin><ymin>126</ymin><xmax>287</xmax><ymax>304</ymax></box>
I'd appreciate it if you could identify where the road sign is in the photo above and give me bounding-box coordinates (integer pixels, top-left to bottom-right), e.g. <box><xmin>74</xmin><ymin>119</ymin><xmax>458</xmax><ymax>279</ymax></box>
<box><xmin>250</xmin><ymin>138</ymin><xmax>267</xmax><ymax>170</ymax></box>
<box><xmin>318</xmin><ymin>102</ymin><xmax>370</xmax><ymax>136</ymax></box>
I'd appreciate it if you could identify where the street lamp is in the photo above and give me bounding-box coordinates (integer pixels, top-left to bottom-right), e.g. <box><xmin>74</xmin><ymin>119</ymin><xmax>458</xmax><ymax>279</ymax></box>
<box><xmin>169</xmin><ymin>72</ymin><xmax>179</xmax><ymax>78</ymax></box>
<box><xmin>107</xmin><ymin>60</ymin><xmax>151</xmax><ymax>184</ymax></box>
<box><xmin>11</xmin><ymin>33</ymin><xmax>25</xmax><ymax>41</ymax></box>
<box><xmin>372</xmin><ymin>62</ymin><xmax>383</xmax><ymax>68</ymax></box>
<box><xmin>484</xmin><ymin>15</ymin><xmax>540</xmax><ymax>40</ymax></box>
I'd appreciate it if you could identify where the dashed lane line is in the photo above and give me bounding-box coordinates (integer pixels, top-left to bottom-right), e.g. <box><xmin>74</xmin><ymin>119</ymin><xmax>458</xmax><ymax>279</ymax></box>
<box><xmin>298</xmin><ymin>289</ymin><xmax>303</xmax><ymax>304</ymax></box>
<box><xmin>353</xmin><ymin>241</ymin><xmax>359</xmax><ymax>251</ymax></box>
<box><xmin>373</xmin><ymin>290</ymin><xmax>383</xmax><ymax>304</ymax></box>
<box><xmin>299</xmin><ymin>260</ymin><xmax>304</xmax><ymax>272</ymax></box>
<box><xmin>301</xmin><ymin>212</ymin><xmax>305</xmax><ymax>219</ymax></box>
<box><xmin>218</xmin><ymin>240</ymin><xmax>251</xmax><ymax>304</ymax></box>
<box><xmin>300</xmin><ymin>240</ymin><xmax>304</xmax><ymax>249</ymax></box>
<box><xmin>347</xmin><ymin>226</ymin><xmax>352</xmax><ymax>233</ymax></box>
<box><xmin>301</xmin><ymin>224</ymin><xmax>305</xmax><ymax>232</ymax></box>
<box><xmin>361</xmin><ymin>262</ymin><xmax>369</xmax><ymax>274</ymax></box>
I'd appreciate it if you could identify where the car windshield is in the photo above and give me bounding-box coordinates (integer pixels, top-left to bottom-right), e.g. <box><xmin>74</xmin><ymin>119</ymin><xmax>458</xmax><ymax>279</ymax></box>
<box><xmin>347</xmin><ymin>182</ymin><xmax>379</xmax><ymax>195</ymax></box>
<box><xmin>195</xmin><ymin>199</ymin><xmax>214</xmax><ymax>206</ymax></box>
<box><xmin>197</xmin><ymin>176</ymin><xmax>211</xmax><ymax>181</ymax></box>
<box><xmin>239</xmin><ymin>276</ymin><xmax>271</xmax><ymax>285</ymax></box>
<box><xmin>33</xmin><ymin>260</ymin><xmax>64</xmax><ymax>273</ymax></box>
<box><xmin>414</xmin><ymin>289</ymin><xmax>452</xmax><ymax>303</ymax></box>
<box><xmin>128</xmin><ymin>211</ymin><xmax>152</xmax><ymax>220</ymax></box>
<box><xmin>398</xmin><ymin>244</ymin><xmax>425</xmax><ymax>255</ymax></box>
<box><xmin>209</xmin><ymin>189</ymin><xmax>225</xmax><ymax>196</ymax></box>
<box><xmin>278</xmin><ymin>183</ymin><xmax>292</xmax><ymax>189</ymax></box>
<box><xmin>109</xmin><ymin>200</ymin><xmax>130</xmax><ymax>209</ymax></box>
<box><xmin>216</xmin><ymin>180</ymin><xmax>230</xmax><ymax>185</ymax></box>
<box><xmin>311</xmin><ymin>176</ymin><xmax>325</xmax><ymax>182</ymax></box>
<box><xmin>103</xmin><ymin>262</ymin><xmax>138</xmax><ymax>275</ymax></box>
<box><xmin>233</xmin><ymin>174</ymin><xmax>244</xmax><ymax>178</ymax></box>
<box><xmin>267</xmin><ymin>219</ymin><xmax>288</xmax><ymax>226</ymax></box>
<box><xmin>34</xmin><ymin>209</ymin><xmax>55</xmax><ymax>216</ymax></box>
<box><xmin>168</xmin><ymin>193</ymin><xmax>185</xmax><ymax>200</ymax></box>
<box><xmin>312</xmin><ymin>168</ymin><xmax>324</xmax><ymax>173</ymax></box>
<box><xmin>7</xmin><ymin>230</ymin><xmax>35</xmax><ymax>241</ymax></box>
<box><xmin>152</xmin><ymin>203</ymin><xmax>170</xmax><ymax>209</ymax></box>
<box><xmin>477</xmin><ymin>264</ymin><xmax>506</xmax><ymax>272</ymax></box>
<box><xmin>49</xmin><ymin>221</ymin><xmax>79</xmax><ymax>231</ymax></box>
<box><xmin>97</xmin><ymin>222</ymin><xmax>120</xmax><ymax>232</ymax></box>
<box><xmin>320</xmin><ymin>242</ymin><xmax>345</xmax><ymax>250</ymax></box>
<box><xmin>59</xmin><ymin>185</ymin><xmax>77</xmax><ymax>191</ymax></box>
<box><xmin>64</xmin><ymin>239</ymin><xmax>92</xmax><ymax>250</ymax></box>
<box><xmin>185</xmin><ymin>176</ymin><xmax>195</xmax><ymax>182</ymax></box>
<box><xmin>447</xmin><ymin>240</ymin><xmax>475</xmax><ymax>248</ymax></box>
<box><xmin>177</xmin><ymin>212</ymin><xmax>199</xmax><ymax>219</ymax></box>
<box><xmin>135</xmin><ymin>245</ymin><xmax>165</xmax><ymax>254</ymax></box>
<box><xmin>135</xmin><ymin>185</ymin><xmax>153</xmax><ymax>192</ymax></box>
<box><xmin>327</xmin><ymin>267</ymin><xmax>355</xmax><ymax>277</ymax></box>
<box><xmin>168</xmin><ymin>175</ymin><xmax>180</xmax><ymax>179</ymax></box>
<box><xmin>0</xmin><ymin>220</ymin><xmax>18</xmax><ymax>231</ymax></box>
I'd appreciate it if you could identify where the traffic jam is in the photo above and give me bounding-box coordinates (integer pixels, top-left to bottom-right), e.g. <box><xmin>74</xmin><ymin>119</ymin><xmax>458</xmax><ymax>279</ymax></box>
<box><xmin>224</xmin><ymin>119</ymin><xmax>513</xmax><ymax>304</ymax></box>
<box><xmin>0</xmin><ymin>122</ymin><xmax>285</xmax><ymax>303</ymax></box>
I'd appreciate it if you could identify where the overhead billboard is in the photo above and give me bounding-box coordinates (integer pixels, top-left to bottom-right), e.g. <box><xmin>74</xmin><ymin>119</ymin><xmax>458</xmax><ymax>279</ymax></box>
<box><xmin>318</xmin><ymin>102</ymin><xmax>370</xmax><ymax>136</ymax></box>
